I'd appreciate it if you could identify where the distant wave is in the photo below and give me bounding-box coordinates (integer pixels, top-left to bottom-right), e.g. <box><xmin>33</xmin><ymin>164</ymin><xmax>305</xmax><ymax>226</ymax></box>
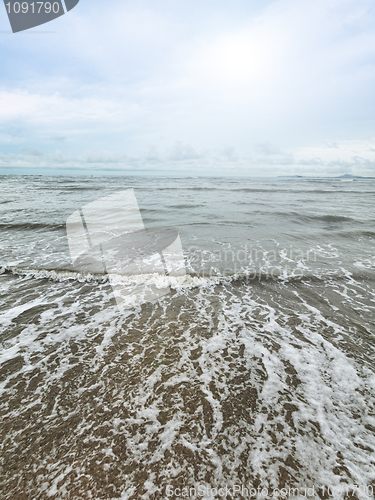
<box><xmin>168</xmin><ymin>204</ymin><xmax>205</xmax><ymax>209</ymax></box>
<box><xmin>298</xmin><ymin>214</ymin><xmax>355</xmax><ymax>224</ymax></box>
<box><xmin>59</xmin><ymin>186</ymin><xmax>105</xmax><ymax>191</ymax></box>
<box><xmin>337</xmin><ymin>230</ymin><xmax>375</xmax><ymax>239</ymax></box>
<box><xmin>0</xmin><ymin>222</ymin><xmax>65</xmax><ymax>231</ymax></box>
<box><xmin>139</xmin><ymin>187</ymin><xmax>375</xmax><ymax>194</ymax></box>
<box><xmin>1</xmin><ymin>265</ymin><xmax>373</xmax><ymax>287</ymax></box>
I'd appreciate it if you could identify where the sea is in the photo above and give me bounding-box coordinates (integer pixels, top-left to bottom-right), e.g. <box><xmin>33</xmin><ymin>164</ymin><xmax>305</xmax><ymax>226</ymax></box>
<box><xmin>0</xmin><ymin>175</ymin><xmax>374</xmax><ymax>500</ymax></box>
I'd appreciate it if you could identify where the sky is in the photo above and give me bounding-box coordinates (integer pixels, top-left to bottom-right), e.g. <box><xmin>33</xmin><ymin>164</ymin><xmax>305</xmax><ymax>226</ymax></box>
<box><xmin>1</xmin><ymin>0</ymin><xmax>375</xmax><ymax>176</ymax></box>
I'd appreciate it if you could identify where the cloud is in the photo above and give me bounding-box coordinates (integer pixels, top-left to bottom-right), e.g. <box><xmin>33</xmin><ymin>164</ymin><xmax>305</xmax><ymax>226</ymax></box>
<box><xmin>82</xmin><ymin>150</ymin><xmax>127</xmax><ymax>164</ymax></box>
<box><xmin>324</xmin><ymin>142</ymin><xmax>339</xmax><ymax>149</ymax></box>
<box><xmin>0</xmin><ymin>137</ymin><xmax>374</xmax><ymax>177</ymax></box>
<box><xmin>297</xmin><ymin>158</ymin><xmax>324</xmax><ymax>167</ymax></box>
<box><xmin>1</xmin><ymin>0</ymin><xmax>375</xmax><ymax>176</ymax></box>
<box><xmin>217</xmin><ymin>147</ymin><xmax>239</xmax><ymax>162</ymax></box>
<box><xmin>254</xmin><ymin>142</ymin><xmax>285</xmax><ymax>156</ymax></box>
<box><xmin>50</xmin><ymin>136</ymin><xmax>67</xmax><ymax>143</ymax></box>
<box><xmin>20</xmin><ymin>146</ymin><xmax>43</xmax><ymax>156</ymax></box>
<box><xmin>168</xmin><ymin>142</ymin><xmax>203</xmax><ymax>161</ymax></box>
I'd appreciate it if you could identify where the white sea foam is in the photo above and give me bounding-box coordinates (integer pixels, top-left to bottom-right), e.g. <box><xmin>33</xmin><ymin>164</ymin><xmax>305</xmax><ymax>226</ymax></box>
<box><xmin>1</xmin><ymin>175</ymin><xmax>375</xmax><ymax>498</ymax></box>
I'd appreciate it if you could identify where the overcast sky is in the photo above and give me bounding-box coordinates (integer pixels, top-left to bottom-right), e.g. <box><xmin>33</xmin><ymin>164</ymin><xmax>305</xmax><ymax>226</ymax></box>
<box><xmin>1</xmin><ymin>0</ymin><xmax>375</xmax><ymax>176</ymax></box>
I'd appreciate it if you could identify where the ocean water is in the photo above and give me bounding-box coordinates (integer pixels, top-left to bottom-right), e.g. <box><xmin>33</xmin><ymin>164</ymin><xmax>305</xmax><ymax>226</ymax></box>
<box><xmin>0</xmin><ymin>175</ymin><xmax>375</xmax><ymax>499</ymax></box>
